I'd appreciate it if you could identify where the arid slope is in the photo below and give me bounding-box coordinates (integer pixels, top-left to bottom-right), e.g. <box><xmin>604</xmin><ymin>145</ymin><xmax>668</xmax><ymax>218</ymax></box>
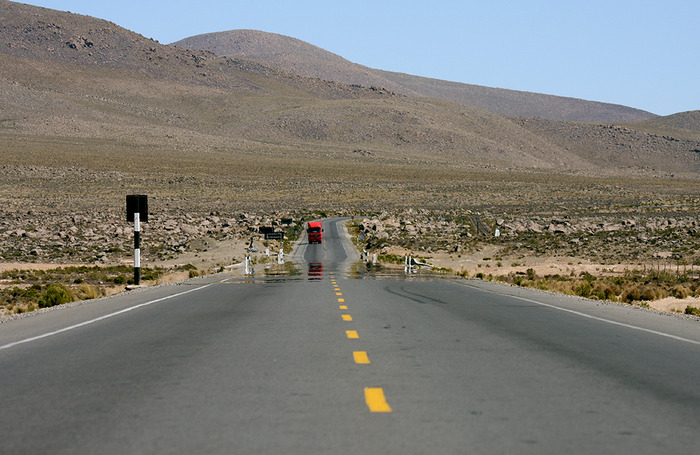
<box><xmin>1</xmin><ymin>0</ymin><xmax>698</xmax><ymax>178</ymax></box>
<box><xmin>173</xmin><ymin>29</ymin><xmax>657</xmax><ymax>122</ymax></box>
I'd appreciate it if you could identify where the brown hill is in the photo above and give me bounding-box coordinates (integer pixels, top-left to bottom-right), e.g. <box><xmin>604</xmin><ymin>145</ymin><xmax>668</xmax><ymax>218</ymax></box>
<box><xmin>658</xmin><ymin>110</ymin><xmax>700</xmax><ymax>132</ymax></box>
<box><xmin>173</xmin><ymin>29</ymin><xmax>657</xmax><ymax>123</ymax></box>
<box><xmin>625</xmin><ymin>110</ymin><xmax>700</xmax><ymax>142</ymax></box>
<box><xmin>171</xmin><ymin>30</ymin><xmax>417</xmax><ymax>96</ymax></box>
<box><xmin>1</xmin><ymin>0</ymin><xmax>698</xmax><ymax>180</ymax></box>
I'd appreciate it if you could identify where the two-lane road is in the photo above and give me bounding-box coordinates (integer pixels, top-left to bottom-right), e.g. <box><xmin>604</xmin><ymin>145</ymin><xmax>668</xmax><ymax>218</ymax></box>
<box><xmin>1</xmin><ymin>218</ymin><xmax>699</xmax><ymax>454</ymax></box>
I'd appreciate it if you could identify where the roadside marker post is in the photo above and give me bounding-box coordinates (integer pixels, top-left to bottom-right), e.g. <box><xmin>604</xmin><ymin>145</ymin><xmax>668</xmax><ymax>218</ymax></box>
<box><xmin>126</xmin><ymin>195</ymin><xmax>148</xmax><ymax>287</ymax></box>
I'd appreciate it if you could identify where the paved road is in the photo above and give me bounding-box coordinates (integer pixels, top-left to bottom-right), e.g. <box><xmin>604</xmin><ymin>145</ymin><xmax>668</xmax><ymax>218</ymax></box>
<box><xmin>1</xmin><ymin>218</ymin><xmax>699</xmax><ymax>454</ymax></box>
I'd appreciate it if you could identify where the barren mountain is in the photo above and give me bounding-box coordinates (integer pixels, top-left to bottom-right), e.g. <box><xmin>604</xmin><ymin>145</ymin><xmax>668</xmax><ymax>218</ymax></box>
<box><xmin>171</xmin><ymin>29</ymin><xmax>417</xmax><ymax>96</ymax></box>
<box><xmin>1</xmin><ymin>0</ymin><xmax>698</xmax><ymax>180</ymax></box>
<box><xmin>657</xmin><ymin>110</ymin><xmax>700</xmax><ymax>132</ymax></box>
<box><xmin>173</xmin><ymin>29</ymin><xmax>657</xmax><ymax>123</ymax></box>
<box><xmin>626</xmin><ymin>110</ymin><xmax>700</xmax><ymax>141</ymax></box>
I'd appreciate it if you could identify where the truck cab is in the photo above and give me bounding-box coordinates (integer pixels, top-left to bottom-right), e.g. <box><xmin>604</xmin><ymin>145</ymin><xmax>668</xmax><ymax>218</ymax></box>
<box><xmin>307</xmin><ymin>221</ymin><xmax>323</xmax><ymax>244</ymax></box>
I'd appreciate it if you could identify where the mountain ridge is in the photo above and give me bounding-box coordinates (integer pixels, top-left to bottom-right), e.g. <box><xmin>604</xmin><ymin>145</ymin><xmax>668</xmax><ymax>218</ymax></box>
<box><xmin>1</xmin><ymin>0</ymin><xmax>698</xmax><ymax>177</ymax></box>
<box><xmin>172</xmin><ymin>29</ymin><xmax>657</xmax><ymax>123</ymax></box>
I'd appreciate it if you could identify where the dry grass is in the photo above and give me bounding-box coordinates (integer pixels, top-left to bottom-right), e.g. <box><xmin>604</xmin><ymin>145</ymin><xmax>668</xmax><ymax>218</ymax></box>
<box><xmin>492</xmin><ymin>269</ymin><xmax>699</xmax><ymax>305</ymax></box>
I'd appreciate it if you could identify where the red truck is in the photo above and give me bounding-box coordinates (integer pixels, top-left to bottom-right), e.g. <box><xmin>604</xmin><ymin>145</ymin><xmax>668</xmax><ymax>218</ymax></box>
<box><xmin>307</xmin><ymin>221</ymin><xmax>323</xmax><ymax>244</ymax></box>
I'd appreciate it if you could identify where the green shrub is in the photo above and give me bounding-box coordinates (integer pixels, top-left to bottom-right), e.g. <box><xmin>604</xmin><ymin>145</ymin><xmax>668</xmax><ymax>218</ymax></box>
<box><xmin>574</xmin><ymin>282</ymin><xmax>592</xmax><ymax>298</ymax></box>
<box><xmin>592</xmin><ymin>283</ymin><xmax>617</xmax><ymax>301</ymax></box>
<box><xmin>685</xmin><ymin>306</ymin><xmax>700</xmax><ymax>316</ymax></box>
<box><xmin>111</xmin><ymin>275</ymin><xmax>127</xmax><ymax>285</ymax></box>
<box><xmin>38</xmin><ymin>284</ymin><xmax>75</xmax><ymax>308</ymax></box>
<box><xmin>580</xmin><ymin>271</ymin><xmax>596</xmax><ymax>283</ymax></box>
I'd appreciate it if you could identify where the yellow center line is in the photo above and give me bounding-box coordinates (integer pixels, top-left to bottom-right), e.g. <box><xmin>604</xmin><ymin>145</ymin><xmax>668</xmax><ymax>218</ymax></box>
<box><xmin>364</xmin><ymin>388</ymin><xmax>392</xmax><ymax>412</ymax></box>
<box><xmin>346</xmin><ymin>330</ymin><xmax>359</xmax><ymax>339</ymax></box>
<box><xmin>341</xmin><ymin>314</ymin><xmax>352</xmax><ymax>321</ymax></box>
<box><xmin>353</xmin><ymin>351</ymin><xmax>370</xmax><ymax>364</ymax></box>
<box><xmin>337</xmin><ymin>298</ymin><xmax>345</xmax><ymax>303</ymax></box>
<box><xmin>336</xmin><ymin>292</ymin><xmax>343</xmax><ymax>296</ymax></box>
<box><xmin>339</xmin><ymin>305</ymin><xmax>348</xmax><ymax>310</ymax></box>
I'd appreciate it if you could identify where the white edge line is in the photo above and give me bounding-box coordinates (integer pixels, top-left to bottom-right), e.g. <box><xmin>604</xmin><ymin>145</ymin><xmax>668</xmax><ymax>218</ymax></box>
<box><xmin>508</xmin><ymin>294</ymin><xmax>700</xmax><ymax>346</ymax></box>
<box><xmin>0</xmin><ymin>282</ymin><xmax>217</xmax><ymax>352</ymax></box>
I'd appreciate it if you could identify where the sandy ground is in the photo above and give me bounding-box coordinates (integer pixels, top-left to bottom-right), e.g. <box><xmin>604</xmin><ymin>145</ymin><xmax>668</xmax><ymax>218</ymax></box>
<box><xmin>384</xmin><ymin>245</ymin><xmax>699</xmax><ymax>314</ymax></box>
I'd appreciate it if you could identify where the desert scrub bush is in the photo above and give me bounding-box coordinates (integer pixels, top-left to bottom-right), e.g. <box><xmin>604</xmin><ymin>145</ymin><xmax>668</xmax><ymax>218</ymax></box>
<box><xmin>75</xmin><ymin>283</ymin><xmax>102</xmax><ymax>300</ymax></box>
<box><xmin>378</xmin><ymin>254</ymin><xmax>405</xmax><ymax>265</ymax></box>
<box><xmin>38</xmin><ymin>284</ymin><xmax>75</xmax><ymax>308</ymax></box>
<box><xmin>109</xmin><ymin>275</ymin><xmax>127</xmax><ymax>285</ymax></box>
<box><xmin>139</xmin><ymin>268</ymin><xmax>163</xmax><ymax>281</ymax></box>
<box><xmin>550</xmin><ymin>280</ymin><xmax>575</xmax><ymax>295</ymax></box>
<box><xmin>670</xmin><ymin>285</ymin><xmax>691</xmax><ymax>299</ymax></box>
<box><xmin>685</xmin><ymin>306</ymin><xmax>700</xmax><ymax>316</ymax></box>
<box><xmin>621</xmin><ymin>285</ymin><xmax>642</xmax><ymax>303</ymax></box>
<box><xmin>640</xmin><ymin>286</ymin><xmax>668</xmax><ymax>301</ymax></box>
<box><xmin>526</xmin><ymin>268</ymin><xmax>537</xmax><ymax>280</ymax></box>
<box><xmin>592</xmin><ymin>282</ymin><xmax>619</xmax><ymax>301</ymax></box>
<box><xmin>574</xmin><ymin>281</ymin><xmax>593</xmax><ymax>298</ymax></box>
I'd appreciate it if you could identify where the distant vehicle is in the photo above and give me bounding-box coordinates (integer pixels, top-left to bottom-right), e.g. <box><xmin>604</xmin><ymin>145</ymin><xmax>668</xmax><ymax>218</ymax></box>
<box><xmin>307</xmin><ymin>221</ymin><xmax>323</xmax><ymax>244</ymax></box>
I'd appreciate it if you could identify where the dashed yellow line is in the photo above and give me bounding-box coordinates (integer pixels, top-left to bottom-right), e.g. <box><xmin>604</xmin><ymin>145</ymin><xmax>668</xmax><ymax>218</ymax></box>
<box><xmin>364</xmin><ymin>388</ymin><xmax>392</xmax><ymax>412</ymax></box>
<box><xmin>353</xmin><ymin>351</ymin><xmax>370</xmax><ymax>364</ymax></box>
<box><xmin>328</xmin><ymin>277</ymin><xmax>391</xmax><ymax>413</ymax></box>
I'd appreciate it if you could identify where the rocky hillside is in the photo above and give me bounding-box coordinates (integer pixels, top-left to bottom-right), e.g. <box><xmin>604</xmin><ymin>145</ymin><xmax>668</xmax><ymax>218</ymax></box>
<box><xmin>625</xmin><ymin>111</ymin><xmax>700</xmax><ymax>142</ymax></box>
<box><xmin>653</xmin><ymin>110</ymin><xmax>700</xmax><ymax>132</ymax></box>
<box><xmin>1</xmin><ymin>0</ymin><xmax>698</xmax><ymax>176</ymax></box>
<box><xmin>171</xmin><ymin>30</ymin><xmax>417</xmax><ymax>96</ymax></box>
<box><xmin>173</xmin><ymin>29</ymin><xmax>657</xmax><ymax>123</ymax></box>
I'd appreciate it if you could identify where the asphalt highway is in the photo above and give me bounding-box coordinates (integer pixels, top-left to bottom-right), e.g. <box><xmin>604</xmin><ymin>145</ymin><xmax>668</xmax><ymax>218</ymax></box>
<box><xmin>1</xmin><ymin>218</ymin><xmax>699</xmax><ymax>454</ymax></box>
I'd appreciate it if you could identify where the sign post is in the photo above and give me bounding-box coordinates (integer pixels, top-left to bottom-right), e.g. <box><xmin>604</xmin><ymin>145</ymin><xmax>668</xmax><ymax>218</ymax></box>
<box><xmin>126</xmin><ymin>195</ymin><xmax>148</xmax><ymax>286</ymax></box>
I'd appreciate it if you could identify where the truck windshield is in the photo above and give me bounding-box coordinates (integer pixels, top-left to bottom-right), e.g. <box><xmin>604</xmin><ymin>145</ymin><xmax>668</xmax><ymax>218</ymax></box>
<box><xmin>309</xmin><ymin>227</ymin><xmax>321</xmax><ymax>233</ymax></box>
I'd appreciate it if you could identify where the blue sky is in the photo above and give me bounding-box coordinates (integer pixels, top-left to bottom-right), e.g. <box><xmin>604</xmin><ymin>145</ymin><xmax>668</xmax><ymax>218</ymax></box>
<box><xmin>24</xmin><ymin>0</ymin><xmax>700</xmax><ymax>116</ymax></box>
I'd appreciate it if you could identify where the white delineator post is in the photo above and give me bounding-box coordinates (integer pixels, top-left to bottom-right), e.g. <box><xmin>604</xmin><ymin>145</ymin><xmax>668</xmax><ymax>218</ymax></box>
<box><xmin>245</xmin><ymin>254</ymin><xmax>252</xmax><ymax>275</ymax></box>
<box><xmin>134</xmin><ymin>212</ymin><xmax>141</xmax><ymax>286</ymax></box>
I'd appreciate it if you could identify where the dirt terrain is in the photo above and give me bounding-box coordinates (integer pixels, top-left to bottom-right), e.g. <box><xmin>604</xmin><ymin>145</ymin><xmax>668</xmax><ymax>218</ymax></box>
<box><xmin>0</xmin><ymin>1</ymin><xmax>698</xmax><ymax>317</ymax></box>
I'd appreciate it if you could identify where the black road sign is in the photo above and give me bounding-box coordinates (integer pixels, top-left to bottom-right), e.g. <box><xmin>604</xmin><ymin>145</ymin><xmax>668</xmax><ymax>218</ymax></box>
<box><xmin>126</xmin><ymin>195</ymin><xmax>148</xmax><ymax>222</ymax></box>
